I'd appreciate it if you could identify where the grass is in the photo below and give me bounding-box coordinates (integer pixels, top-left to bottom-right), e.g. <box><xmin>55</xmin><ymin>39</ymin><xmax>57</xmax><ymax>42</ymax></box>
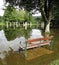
<box><xmin>49</xmin><ymin>59</ymin><xmax>59</xmax><ymax>65</ymax></box>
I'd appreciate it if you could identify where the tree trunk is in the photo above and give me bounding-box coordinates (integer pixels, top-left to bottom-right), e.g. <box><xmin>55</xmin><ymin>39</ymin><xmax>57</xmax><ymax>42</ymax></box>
<box><xmin>40</xmin><ymin>7</ymin><xmax>50</xmax><ymax>33</ymax></box>
<box><xmin>45</xmin><ymin>21</ymin><xmax>50</xmax><ymax>33</ymax></box>
<box><xmin>40</xmin><ymin>6</ymin><xmax>51</xmax><ymax>33</ymax></box>
<box><xmin>39</xmin><ymin>0</ymin><xmax>52</xmax><ymax>34</ymax></box>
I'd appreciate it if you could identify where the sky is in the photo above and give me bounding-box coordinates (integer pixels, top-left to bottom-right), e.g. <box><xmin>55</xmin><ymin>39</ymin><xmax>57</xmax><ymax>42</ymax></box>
<box><xmin>32</xmin><ymin>11</ymin><xmax>41</xmax><ymax>17</ymax></box>
<box><xmin>0</xmin><ymin>0</ymin><xmax>4</xmax><ymax>16</ymax></box>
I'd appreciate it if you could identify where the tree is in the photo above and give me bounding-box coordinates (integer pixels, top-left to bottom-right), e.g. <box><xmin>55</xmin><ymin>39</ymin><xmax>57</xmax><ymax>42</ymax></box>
<box><xmin>50</xmin><ymin>0</ymin><xmax>59</xmax><ymax>28</ymax></box>
<box><xmin>3</xmin><ymin>5</ymin><xmax>17</xmax><ymax>22</ymax></box>
<box><xmin>53</xmin><ymin>2</ymin><xmax>59</xmax><ymax>21</ymax></box>
<box><xmin>0</xmin><ymin>16</ymin><xmax>3</xmax><ymax>22</ymax></box>
<box><xmin>4</xmin><ymin>5</ymin><xmax>34</xmax><ymax>23</ymax></box>
<box><xmin>4</xmin><ymin>0</ymin><xmax>59</xmax><ymax>33</ymax></box>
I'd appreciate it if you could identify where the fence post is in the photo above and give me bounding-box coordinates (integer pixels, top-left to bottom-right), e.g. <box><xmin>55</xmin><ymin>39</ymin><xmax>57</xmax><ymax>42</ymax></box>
<box><xmin>30</xmin><ymin>22</ymin><xmax>32</xmax><ymax>28</ymax></box>
<box><xmin>9</xmin><ymin>22</ymin><xmax>12</xmax><ymax>27</ymax></box>
<box><xmin>41</xmin><ymin>22</ymin><xmax>44</xmax><ymax>29</ymax></box>
<box><xmin>23</xmin><ymin>22</ymin><xmax>28</xmax><ymax>30</ymax></box>
<box><xmin>16</xmin><ymin>22</ymin><xmax>19</xmax><ymax>28</ymax></box>
<box><xmin>13</xmin><ymin>22</ymin><xmax>15</xmax><ymax>29</ymax></box>
<box><xmin>18</xmin><ymin>22</ymin><xmax>20</xmax><ymax>27</ymax></box>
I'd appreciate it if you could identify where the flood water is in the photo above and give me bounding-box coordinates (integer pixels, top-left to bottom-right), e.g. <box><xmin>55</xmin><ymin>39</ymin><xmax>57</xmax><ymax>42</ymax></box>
<box><xmin>0</xmin><ymin>28</ymin><xmax>59</xmax><ymax>65</ymax></box>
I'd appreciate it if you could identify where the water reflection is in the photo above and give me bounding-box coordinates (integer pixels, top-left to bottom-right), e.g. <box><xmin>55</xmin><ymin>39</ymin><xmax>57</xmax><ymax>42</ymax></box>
<box><xmin>0</xmin><ymin>29</ymin><xmax>28</xmax><ymax>65</ymax></box>
<box><xmin>0</xmin><ymin>30</ymin><xmax>26</xmax><ymax>59</ymax></box>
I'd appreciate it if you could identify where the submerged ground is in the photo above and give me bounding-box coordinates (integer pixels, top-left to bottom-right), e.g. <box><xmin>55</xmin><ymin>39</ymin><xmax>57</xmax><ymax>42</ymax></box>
<box><xmin>0</xmin><ymin>28</ymin><xmax>59</xmax><ymax>65</ymax></box>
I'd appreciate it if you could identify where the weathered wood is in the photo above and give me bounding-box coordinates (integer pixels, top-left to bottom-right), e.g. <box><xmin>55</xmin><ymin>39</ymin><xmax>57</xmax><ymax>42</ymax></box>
<box><xmin>26</xmin><ymin>47</ymin><xmax>53</xmax><ymax>60</ymax></box>
<box><xmin>26</xmin><ymin>36</ymin><xmax>53</xmax><ymax>43</ymax></box>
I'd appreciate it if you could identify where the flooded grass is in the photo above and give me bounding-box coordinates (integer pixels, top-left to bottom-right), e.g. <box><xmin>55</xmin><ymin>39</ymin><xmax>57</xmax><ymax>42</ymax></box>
<box><xmin>0</xmin><ymin>28</ymin><xmax>59</xmax><ymax>65</ymax></box>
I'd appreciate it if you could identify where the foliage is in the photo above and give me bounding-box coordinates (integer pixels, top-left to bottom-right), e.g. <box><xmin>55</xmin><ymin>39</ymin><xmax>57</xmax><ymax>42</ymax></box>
<box><xmin>3</xmin><ymin>5</ymin><xmax>17</xmax><ymax>22</ymax></box>
<box><xmin>3</xmin><ymin>5</ymin><xmax>35</xmax><ymax>23</ymax></box>
<box><xmin>50</xmin><ymin>0</ymin><xmax>59</xmax><ymax>27</ymax></box>
<box><xmin>0</xmin><ymin>16</ymin><xmax>3</xmax><ymax>22</ymax></box>
<box><xmin>16</xmin><ymin>10</ymin><xmax>35</xmax><ymax>23</ymax></box>
<box><xmin>16</xmin><ymin>10</ymin><xmax>26</xmax><ymax>21</ymax></box>
<box><xmin>53</xmin><ymin>6</ymin><xmax>59</xmax><ymax>21</ymax></box>
<box><xmin>35</xmin><ymin>16</ymin><xmax>43</xmax><ymax>22</ymax></box>
<box><xmin>5</xmin><ymin>27</ymin><xmax>31</xmax><ymax>40</ymax></box>
<box><xmin>0</xmin><ymin>16</ymin><xmax>5</xmax><ymax>29</ymax></box>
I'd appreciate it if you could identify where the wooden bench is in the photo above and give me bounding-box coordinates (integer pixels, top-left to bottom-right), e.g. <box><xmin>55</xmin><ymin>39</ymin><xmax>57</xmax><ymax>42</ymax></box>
<box><xmin>20</xmin><ymin>36</ymin><xmax>53</xmax><ymax>57</ymax></box>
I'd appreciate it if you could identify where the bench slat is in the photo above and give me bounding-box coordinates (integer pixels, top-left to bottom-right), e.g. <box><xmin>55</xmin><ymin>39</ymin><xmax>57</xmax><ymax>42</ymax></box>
<box><xmin>26</xmin><ymin>36</ymin><xmax>53</xmax><ymax>43</ymax></box>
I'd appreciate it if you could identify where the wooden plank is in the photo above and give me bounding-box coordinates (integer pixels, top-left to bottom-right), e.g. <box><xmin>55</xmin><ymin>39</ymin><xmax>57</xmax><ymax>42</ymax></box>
<box><xmin>26</xmin><ymin>36</ymin><xmax>53</xmax><ymax>43</ymax></box>
<box><xmin>26</xmin><ymin>47</ymin><xmax>53</xmax><ymax>60</ymax></box>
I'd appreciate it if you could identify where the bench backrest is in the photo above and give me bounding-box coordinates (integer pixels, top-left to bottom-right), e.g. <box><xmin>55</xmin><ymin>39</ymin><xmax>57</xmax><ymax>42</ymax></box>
<box><xmin>26</xmin><ymin>36</ymin><xmax>53</xmax><ymax>43</ymax></box>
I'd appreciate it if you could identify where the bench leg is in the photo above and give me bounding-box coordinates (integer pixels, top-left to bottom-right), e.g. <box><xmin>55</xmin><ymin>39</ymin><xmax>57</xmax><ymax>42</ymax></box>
<box><xmin>50</xmin><ymin>41</ymin><xmax>52</xmax><ymax>49</ymax></box>
<box><xmin>24</xmin><ymin>49</ymin><xmax>27</xmax><ymax>57</ymax></box>
<box><xmin>24</xmin><ymin>42</ymin><xmax>27</xmax><ymax>57</ymax></box>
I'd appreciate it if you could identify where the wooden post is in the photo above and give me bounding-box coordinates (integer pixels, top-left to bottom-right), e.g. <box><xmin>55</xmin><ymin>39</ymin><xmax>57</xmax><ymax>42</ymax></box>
<box><xmin>18</xmin><ymin>22</ymin><xmax>20</xmax><ymax>27</ymax></box>
<box><xmin>41</xmin><ymin>22</ymin><xmax>44</xmax><ymax>29</ymax></box>
<box><xmin>50</xmin><ymin>39</ymin><xmax>53</xmax><ymax>49</ymax></box>
<box><xmin>9</xmin><ymin>22</ymin><xmax>12</xmax><ymax>27</ymax></box>
<box><xmin>23</xmin><ymin>22</ymin><xmax>25</xmax><ymax>27</ymax></box>
<box><xmin>24</xmin><ymin>42</ymin><xmax>27</xmax><ymax>57</ymax></box>
<box><xmin>13</xmin><ymin>22</ymin><xmax>15</xmax><ymax>29</ymax></box>
<box><xmin>30</xmin><ymin>22</ymin><xmax>32</xmax><ymax>28</ymax></box>
<box><xmin>16</xmin><ymin>22</ymin><xmax>18</xmax><ymax>28</ymax></box>
<box><xmin>24</xmin><ymin>22</ymin><xmax>28</xmax><ymax>30</ymax></box>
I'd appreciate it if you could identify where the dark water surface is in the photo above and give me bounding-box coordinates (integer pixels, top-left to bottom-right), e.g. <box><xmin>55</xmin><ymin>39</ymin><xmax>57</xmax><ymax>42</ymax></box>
<box><xmin>0</xmin><ymin>28</ymin><xmax>59</xmax><ymax>65</ymax></box>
